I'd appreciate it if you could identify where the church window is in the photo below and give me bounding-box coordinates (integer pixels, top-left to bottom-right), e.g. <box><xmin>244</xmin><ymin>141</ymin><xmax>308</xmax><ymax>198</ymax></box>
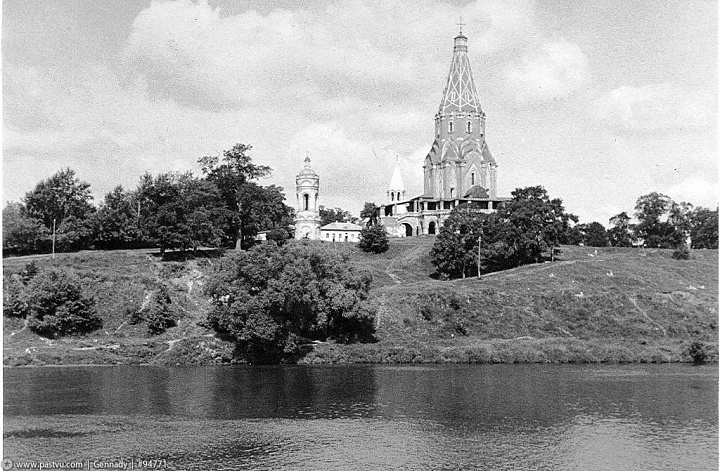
<box><xmin>467</xmin><ymin>121</ymin><xmax>472</xmax><ymax>133</ymax></box>
<box><xmin>303</xmin><ymin>194</ymin><xmax>309</xmax><ymax>211</ymax></box>
<box><xmin>449</xmin><ymin>121</ymin><xmax>454</xmax><ymax>133</ymax></box>
<box><xmin>471</xmin><ymin>172</ymin><xmax>476</xmax><ymax>185</ymax></box>
<box><xmin>450</xmin><ymin>188</ymin><xmax>455</xmax><ymax>198</ymax></box>
<box><xmin>391</xmin><ymin>192</ymin><xmax>394</xmax><ymax>202</ymax></box>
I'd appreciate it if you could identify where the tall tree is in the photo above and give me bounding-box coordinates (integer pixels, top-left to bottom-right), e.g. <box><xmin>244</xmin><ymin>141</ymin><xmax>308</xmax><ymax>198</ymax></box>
<box><xmin>668</xmin><ymin>201</ymin><xmax>694</xmax><ymax>245</ymax></box>
<box><xmin>485</xmin><ymin>186</ymin><xmax>576</xmax><ymax>268</ymax></box>
<box><xmin>23</xmin><ymin>168</ymin><xmax>95</xmax><ymax>230</ymax></box>
<box><xmin>91</xmin><ymin>186</ymin><xmax>143</xmax><ymax>250</ymax></box>
<box><xmin>634</xmin><ymin>192</ymin><xmax>683</xmax><ymax>248</ymax></box>
<box><xmin>198</xmin><ymin>144</ymin><xmax>272</xmax><ymax>248</ymax></box>
<box><xmin>608</xmin><ymin>212</ymin><xmax>634</xmax><ymax>247</ymax></box>
<box><xmin>430</xmin><ymin>204</ymin><xmax>485</xmax><ymax>278</ymax></box>
<box><xmin>237</xmin><ymin>183</ymin><xmax>295</xmax><ymax>245</ymax></box>
<box><xmin>136</xmin><ymin>172</ymin><xmax>232</xmax><ymax>254</ymax></box>
<box><xmin>690</xmin><ymin>207</ymin><xmax>719</xmax><ymax>249</ymax></box>
<box><xmin>581</xmin><ymin>221</ymin><xmax>609</xmax><ymax>247</ymax></box>
<box><xmin>2</xmin><ymin>202</ymin><xmax>49</xmax><ymax>255</ymax></box>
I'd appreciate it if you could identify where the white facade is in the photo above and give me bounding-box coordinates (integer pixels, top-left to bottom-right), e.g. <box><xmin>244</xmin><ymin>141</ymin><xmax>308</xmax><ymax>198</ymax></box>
<box><xmin>294</xmin><ymin>156</ymin><xmax>321</xmax><ymax>240</ymax></box>
<box><xmin>320</xmin><ymin>222</ymin><xmax>363</xmax><ymax>243</ymax></box>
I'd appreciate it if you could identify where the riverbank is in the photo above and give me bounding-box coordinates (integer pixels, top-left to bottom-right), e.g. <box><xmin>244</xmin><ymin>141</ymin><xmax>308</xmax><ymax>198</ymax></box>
<box><xmin>3</xmin><ymin>242</ymin><xmax>718</xmax><ymax>366</ymax></box>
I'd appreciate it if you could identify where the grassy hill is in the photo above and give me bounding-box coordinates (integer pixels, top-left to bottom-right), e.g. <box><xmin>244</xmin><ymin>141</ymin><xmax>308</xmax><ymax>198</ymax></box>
<box><xmin>3</xmin><ymin>239</ymin><xmax>718</xmax><ymax>365</ymax></box>
<box><xmin>309</xmin><ymin>240</ymin><xmax>719</xmax><ymax>363</ymax></box>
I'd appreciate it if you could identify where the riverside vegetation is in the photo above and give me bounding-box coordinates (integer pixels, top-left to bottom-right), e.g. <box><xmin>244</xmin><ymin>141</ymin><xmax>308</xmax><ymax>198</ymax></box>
<box><xmin>3</xmin><ymin>238</ymin><xmax>717</xmax><ymax>366</ymax></box>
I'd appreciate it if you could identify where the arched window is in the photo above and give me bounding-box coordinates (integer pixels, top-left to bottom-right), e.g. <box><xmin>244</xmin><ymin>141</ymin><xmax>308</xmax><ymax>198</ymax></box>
<box><xmin>467</xmin><ymin>121</ymin><xmax>472</xmax><ymax>133</ymax></box>
<box><xmin>450</xmin><ymin>188</ymin><xmax>455</xmax><ymax>198</ymax></box>
<box><xmin>303</xmin><ymin>194</ymin><xmax>309</xmax><ymax>211</ymax></box>
<box><xmin>471</xmin><ymin>172</ymin><xmax>476</xmax><ymax>185</ymax></box>
<box><xmin>391</xmin><ymin>192</ymin><xmax>395</xmax><ymax>202</ymax></box>
<box><xmin>449</xmin><ymin>121</ymin><xmax>454</xmax><ymax>133</ymax></box>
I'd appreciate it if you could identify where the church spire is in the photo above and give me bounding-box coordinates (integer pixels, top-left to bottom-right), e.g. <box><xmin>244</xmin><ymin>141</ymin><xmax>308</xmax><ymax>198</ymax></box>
<box><xmin>387</xmin><ymin>155</ymin><xmax>406</xmax><ymax>203</ymax></box>
<box><xmin>438</xmin><ymin>30</ymin><xmax>482</xmax><ymax>115</ymax></box>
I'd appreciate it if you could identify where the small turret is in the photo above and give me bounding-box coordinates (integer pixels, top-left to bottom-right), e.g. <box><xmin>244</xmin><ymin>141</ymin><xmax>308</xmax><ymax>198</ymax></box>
<box><xmin>387</xmin><ymin>155</ymin><xmax>406</xmax><ymax>203</ymax></box>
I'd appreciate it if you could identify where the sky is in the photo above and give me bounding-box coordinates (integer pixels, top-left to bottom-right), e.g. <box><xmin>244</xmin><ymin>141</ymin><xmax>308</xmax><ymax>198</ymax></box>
<box><xmin>3</xmin><ymin>0</ymin><xmax>718</xmax><ymax>224</ymax></box>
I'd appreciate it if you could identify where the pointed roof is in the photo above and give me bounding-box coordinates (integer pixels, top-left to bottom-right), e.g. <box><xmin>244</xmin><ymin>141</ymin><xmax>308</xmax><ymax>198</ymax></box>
<box><xmin>297</xmin><ymin>154</ymin><xmax>319</xmax><ymax>179</ymax></box>
<box><xmin>389</xmin><ymin>155</ymin><xmax>405</xmax><ymax>191</ymax></box>
<box><xmin>438</xmin><ymin>33</ymin><xmax>482</xmax><ymax>115</ymax></box>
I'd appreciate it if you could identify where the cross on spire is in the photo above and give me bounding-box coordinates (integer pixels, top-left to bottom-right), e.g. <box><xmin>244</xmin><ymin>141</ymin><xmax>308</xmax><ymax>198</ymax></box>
<box><xmin>457</xmin><ymin>16</ymin><xmax>466</xmax><ymax>34</ymax></box>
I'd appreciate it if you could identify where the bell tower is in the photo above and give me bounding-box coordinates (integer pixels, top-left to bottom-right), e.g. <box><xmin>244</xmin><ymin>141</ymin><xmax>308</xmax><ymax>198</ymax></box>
<box><xmin>294</xmin><ymin>156</ymin><xmax>321</xmax><ymax>240</ymax></box>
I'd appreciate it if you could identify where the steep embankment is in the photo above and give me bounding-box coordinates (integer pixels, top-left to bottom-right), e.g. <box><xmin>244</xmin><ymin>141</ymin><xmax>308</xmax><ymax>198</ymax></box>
<box><xmin>3</xmin><ymin>250</ymin><xmax>233</xmax><ymax>366</ymax></box>
<box><xmin>4</xmin><ymin>240</ymin><xmax>718</xmax><ymax>365</ymax></box>
<box><xmin>304</xmin><ymin>242</ymin><xmax>718</xmax><ymax>363</ymax></box>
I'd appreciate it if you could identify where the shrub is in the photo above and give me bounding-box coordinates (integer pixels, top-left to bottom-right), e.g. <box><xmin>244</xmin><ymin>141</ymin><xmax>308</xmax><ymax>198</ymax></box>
<box><xmin>205</xmin><ymin>242</ymin><xmax>376</xmax><ymax>363</ymax></box>
<box><xmin>687</xmin><ymin>341</ymin><xmax>709</xmax><ymax>364</ymax></box>
<box><xmin>358</xmin><ymin>225</ymin><xmax>389</xmax><ymax>254</ymax></box>
<box><xmin>3</xmin><ymin>262</ymin><xmax>41</xmax><ymax>319</ymax></box>
<box><xmin>129</xmin><ymin>284</ymin><xmax>178</xmax><ymax>336</ymax></box>
<box><xmin>145</xmin><ymin>285</ymin><xmax>177</xmax><ymax>336</ymax></box>
<box><xmin>21</xmin><ymin>267</ymin><xmax>102</xmax><ymax>338</ymax></box>
<box><xmin>4</xmin><ymin>276</ymin><xmax>30</xmax><ymax>318</ymax></box>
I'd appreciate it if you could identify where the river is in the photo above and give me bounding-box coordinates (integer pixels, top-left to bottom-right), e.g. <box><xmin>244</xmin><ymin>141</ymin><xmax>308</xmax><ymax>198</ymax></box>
<box><xmin>3</xmin><ymin>364</ymin><xmax>717</xmax><ymax>470</ymax></box>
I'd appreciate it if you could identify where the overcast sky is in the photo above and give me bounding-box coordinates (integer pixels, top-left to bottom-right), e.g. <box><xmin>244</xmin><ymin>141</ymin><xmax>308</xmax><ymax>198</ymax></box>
<box><xmin>3</xmin><ymin>0</ymin><xmax>717</xmax><ymax>224</ymax></box>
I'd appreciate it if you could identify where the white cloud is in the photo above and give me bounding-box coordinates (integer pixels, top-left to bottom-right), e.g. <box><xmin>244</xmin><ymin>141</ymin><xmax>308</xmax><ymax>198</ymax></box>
<box><xmin>124</xmin><ymin>0</ymin><xmax>540</xmax><ymax>111</ymax></box>
<box><xmin>665</xmin><ymin>177</ymin><xmax>719</xmax><ymax>209</ymax></box>
<box><xmin>506</xmin><ymin>40</ymin><xmax>590</xmax><ymax>101</ymax></box>
<box><xmin>594</xmin><ymin>83</ymin><xmax>716</xmax><ymax>131</ymax></box>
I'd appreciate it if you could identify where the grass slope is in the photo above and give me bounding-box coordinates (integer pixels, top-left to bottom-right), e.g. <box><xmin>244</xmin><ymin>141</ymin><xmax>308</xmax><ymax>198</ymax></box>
<box><xmin>304</xmin><ymin>241</ymin><xmax>718</xmax><ymax>364</ymax></box>
<box><xmin>3</xmin><ymin>240</ymin><xmax>718</xmax><ymax>365</ymax></box>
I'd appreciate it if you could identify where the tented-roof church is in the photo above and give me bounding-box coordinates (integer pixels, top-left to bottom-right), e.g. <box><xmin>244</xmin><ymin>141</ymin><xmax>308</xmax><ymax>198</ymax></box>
<box><xmin>376</xmin><ymin>30</ymin><xmax>510</xmax><ymax>237</ymax></box>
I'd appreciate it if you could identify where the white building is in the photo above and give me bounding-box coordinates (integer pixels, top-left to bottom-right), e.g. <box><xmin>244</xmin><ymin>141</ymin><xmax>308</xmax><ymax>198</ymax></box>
<box><xmin>320</xmin><ymin>222</ymin><xmax>363</xmax><ymax>243</ymax></box>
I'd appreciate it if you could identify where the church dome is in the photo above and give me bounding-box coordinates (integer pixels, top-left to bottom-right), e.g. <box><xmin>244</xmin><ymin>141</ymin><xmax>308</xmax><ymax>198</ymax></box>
<box><xmin>297</xmin><ymin>156</ymin><xmax>319</xmax><ymax>179</ymax></box>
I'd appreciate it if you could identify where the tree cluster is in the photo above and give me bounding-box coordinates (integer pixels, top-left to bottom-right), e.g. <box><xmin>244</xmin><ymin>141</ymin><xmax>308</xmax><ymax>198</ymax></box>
<box><xmin>204</xmin><ymin>242</ymin><xmax>376</xmax><ymax>363</ymax></box>
<box><xmin>606</xmin><ymin>192</ymin><xmax>717</xmax><ymax>250</ymax></box>
<box><xmin>2</xmin><ymin>144</ymin><xmax>295</xmax><ymax>256</ymax></box>
<box><xmin>431</xmin><ymin>186</ymin><xmax>577</xmax><ymax>278</ymax></box>
<box><xmin>431</xmin><ymin>187</ymin><xmax>717</xmax><ymax>279</ymax></box>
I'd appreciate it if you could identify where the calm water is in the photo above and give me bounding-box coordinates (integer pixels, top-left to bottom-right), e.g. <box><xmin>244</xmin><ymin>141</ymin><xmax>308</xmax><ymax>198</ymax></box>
<box><xmin>3</xmin><ymin>364</ymin><xmax>718</xmax><ymax>470</ymax></box>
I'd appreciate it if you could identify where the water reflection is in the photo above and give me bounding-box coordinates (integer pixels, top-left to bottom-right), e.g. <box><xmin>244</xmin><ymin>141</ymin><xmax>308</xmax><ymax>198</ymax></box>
<box><xmin>3</xmin><ymin>364</ymin><xmax>717</xmax><ymax>470</ymax></box>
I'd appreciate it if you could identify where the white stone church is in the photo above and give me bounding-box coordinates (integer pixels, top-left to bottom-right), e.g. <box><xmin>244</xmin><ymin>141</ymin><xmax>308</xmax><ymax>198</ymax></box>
<box><xmin>294</xmin><ymin>30</ymin><xmax>508</xmax><ymax>240</ymax></box>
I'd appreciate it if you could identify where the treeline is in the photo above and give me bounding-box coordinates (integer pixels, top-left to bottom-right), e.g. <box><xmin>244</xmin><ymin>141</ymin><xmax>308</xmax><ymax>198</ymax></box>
<box><xmin>2</xmin><ymin>144</ymin><xmax>295</xmax><ymax>256</ymax></box>
<box><xmin>567</xmin><ymin>192</ymin><xmax>718</xmax><ymax>250</ymax></box>
<box><xmin>431</xmin><ymin>187</ymin><xmax>718</xmax><ymax>279</ymax></box>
